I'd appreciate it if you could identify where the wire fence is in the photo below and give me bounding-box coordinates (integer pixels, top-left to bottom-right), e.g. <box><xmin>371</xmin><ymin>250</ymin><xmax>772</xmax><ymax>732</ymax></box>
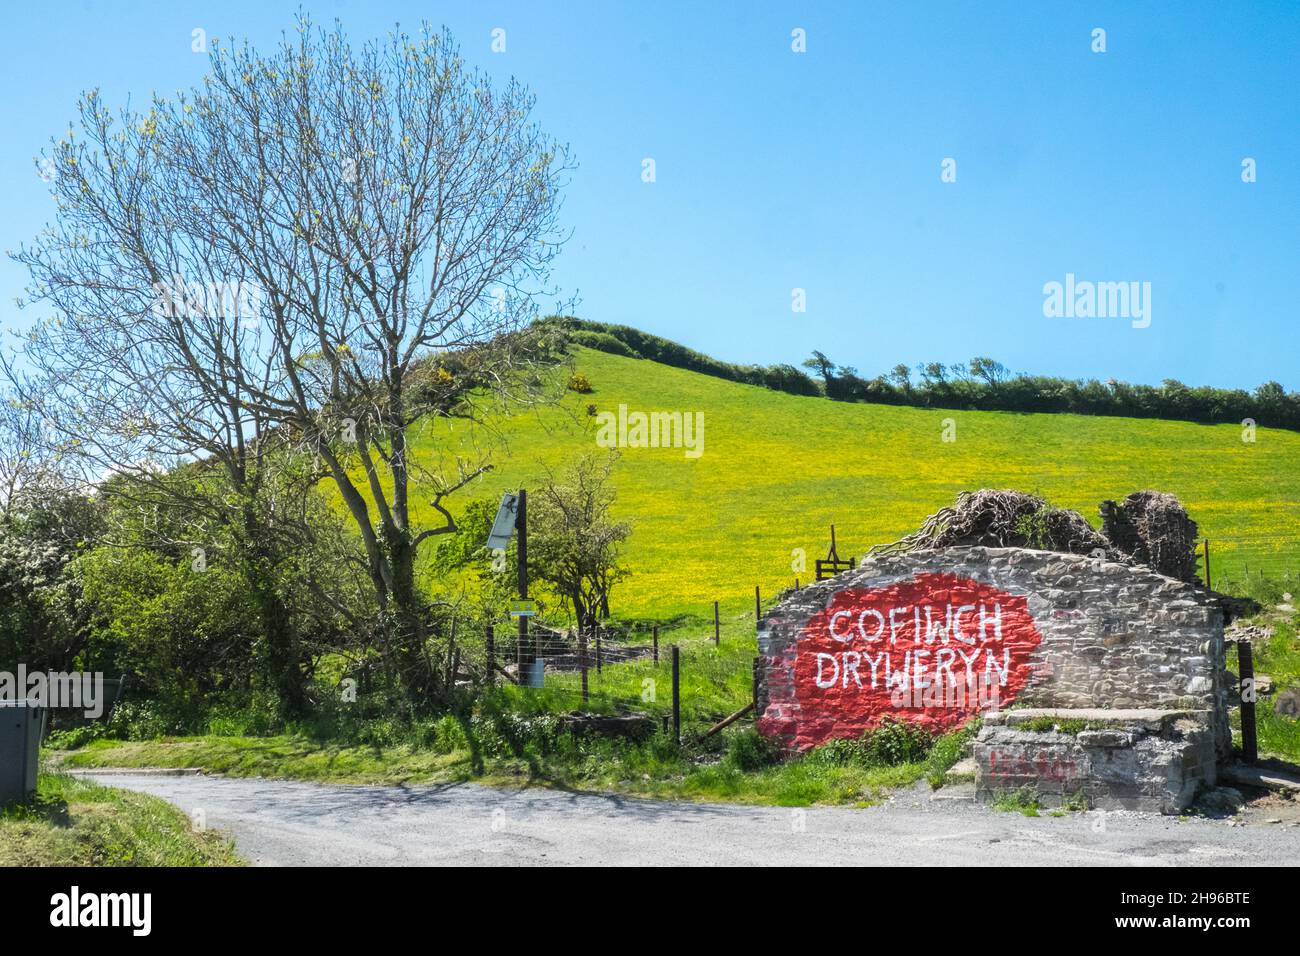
<box><xmin>1201</xmin><ymin>534</ymin><xmax>1300</xmax><ymax>587</ymax></box>
<box><xmin>440</xmin><ymin>587</ymin><xmax>788</xmax><ymax>741</ymax></box>
<box><xmin>434</xmin><ymin>535</ymin><xmax>1298</xmax><ymax>739</ymax></box>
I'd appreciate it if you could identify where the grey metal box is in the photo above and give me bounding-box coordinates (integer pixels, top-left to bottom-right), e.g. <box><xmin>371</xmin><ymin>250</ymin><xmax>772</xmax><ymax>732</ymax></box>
<box><xmin>0</xmin><ymin>701</ymin><xmax>42</xmax><ymax>805</ymax></box>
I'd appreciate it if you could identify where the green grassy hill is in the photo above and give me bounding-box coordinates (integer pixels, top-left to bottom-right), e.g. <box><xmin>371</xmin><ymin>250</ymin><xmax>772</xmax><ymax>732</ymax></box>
<box><xmin>409</xmin><ymin>345</ymin><xmax>1300</xmax><ymax>620</ymax></box>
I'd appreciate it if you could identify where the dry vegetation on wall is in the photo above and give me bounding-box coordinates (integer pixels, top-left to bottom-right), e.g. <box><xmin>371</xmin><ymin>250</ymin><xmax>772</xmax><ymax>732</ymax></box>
<box><xmin>872</xmin><ymin>488</ymin><xmax>1200</xmax><ymax>583</ymax></box>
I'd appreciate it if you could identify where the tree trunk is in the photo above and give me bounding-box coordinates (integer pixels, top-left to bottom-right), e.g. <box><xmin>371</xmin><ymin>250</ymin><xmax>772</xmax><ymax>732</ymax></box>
<box><xmin>242</xmin><ymin>504</ymin><xmax>306</xmax><ymax>718</ymax></box>
<box><xmin>384</xmin><ymin>525</ymin><xmax>442</xmax><ymax>710</ymax></box>
<box><xmin>253</xmin><ymin>573</ymin><xmax>306</xmax><ymax>718</ymax></box>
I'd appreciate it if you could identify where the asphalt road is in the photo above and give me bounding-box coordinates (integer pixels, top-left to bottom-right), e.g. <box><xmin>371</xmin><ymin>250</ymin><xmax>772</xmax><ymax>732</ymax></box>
<box><xmin>76</xmin><ymin>771</ymin><xmax>1300</xmax><ymax>866</ymax></box>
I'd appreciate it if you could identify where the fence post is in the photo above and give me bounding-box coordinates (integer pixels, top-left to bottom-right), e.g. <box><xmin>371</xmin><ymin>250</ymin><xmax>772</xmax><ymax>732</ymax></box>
<box><xmin>652</xmin><ymin>625</ymin><xmax>659</xmax><ymax>664</ymax></box>
<box><xmin>671</xmin><ymin>645</ymin><xmax>681</xmax><ymax>746</ymax></box>
<box><xmin>579</xmin><ymin>626</ymin><xmax>589</xmax><ymax>708</ymax></box>
<box><xmin>485</xmin><ymin>625</ymin><xmax>495</xmax><ymax>687</ymax></box>
<box><xmin>755</xmin><ymin>585</ymin><xmax>761</xmax><ymax>623</ymax></box>
<box><xmin>1203</xmin><ymin>539</ymin><xmax>1212</xmax><ymax>591</ymax></box>
<box><xmin>795</xmin><ymin>577</ymin><xmax>800</xmax><ymax>590</ymax></box>
<box><xmin>713</xmin><ymin>601</ymin><xmax>720</xmax><ymax>646</ymax></box>
<box><xmin>595</xmin><ymin>625</ymin><xmax>603</xmax><ymax>675</ymax></box>
<box><xmin>1240</xmin><ymin>639</ymin><xmax>1258</xmax><ymax>764</ymax></box>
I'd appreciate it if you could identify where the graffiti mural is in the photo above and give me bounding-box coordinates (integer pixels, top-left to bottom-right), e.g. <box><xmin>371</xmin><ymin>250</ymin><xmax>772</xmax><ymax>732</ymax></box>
<box><xmin>769</xmin><ymin>574</ymin><xmax>1043</xmax><ymax>747</ymax></box>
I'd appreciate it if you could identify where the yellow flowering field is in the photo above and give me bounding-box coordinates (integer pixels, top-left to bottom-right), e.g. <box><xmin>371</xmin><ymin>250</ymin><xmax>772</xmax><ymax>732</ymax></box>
<box><xmin>406</xmin><ymin>346</ymin><xmax>1300</xmax><ymax>620</ymax></box>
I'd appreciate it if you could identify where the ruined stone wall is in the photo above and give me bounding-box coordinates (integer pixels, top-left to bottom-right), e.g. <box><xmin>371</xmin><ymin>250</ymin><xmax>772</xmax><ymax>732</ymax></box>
<box><xmin>757</xmin><ymin>546</ymin><xmax>1229</xmax><ymax>755</ymax></box>
<box><xmin>974</xmin><ymin>709</ymin><xmax>1219</xmax><ymax>813</ymax></box>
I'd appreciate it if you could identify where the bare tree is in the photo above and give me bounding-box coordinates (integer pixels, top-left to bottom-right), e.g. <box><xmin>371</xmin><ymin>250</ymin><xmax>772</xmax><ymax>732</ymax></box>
<box><xmin>0</xmin><ymin>390</ymin><xmax>64</xmax><ymax>524</ymax></box>
<box><xmin>6</xmin><ymin>120</ymin><xmax>317</xmax><ymax>711</ymax></box>
<box><xmin>10</xmin><ymin>17</ymin><xmax>572</xmax><ymax>705</ymax></box>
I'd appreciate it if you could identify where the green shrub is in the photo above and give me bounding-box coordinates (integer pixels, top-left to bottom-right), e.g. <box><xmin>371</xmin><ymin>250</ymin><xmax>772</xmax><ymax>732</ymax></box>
<box><xmin>859</xmin><ymin>717</ymin><xmax>934</xmax><ymax>766</ymax></box>
<box><xmin>805</xmin><ymin>736</ymin><xmax>868</xmax><ymax>768</ymax></box>
<box><xmin>44</xmin><ymin>724</ymin><xmax>109</xmax><ymax>750</ymax></box>
<box><xmin>567</xmin><ymin>372</ymin><xmax>594</xmax><ymax>393</ymax></box>
<box><xmin>566</xmin><ymin>329</ymin><xmax>639</xmax><ymax>358</ymax></box>
<box><xmin>105</xmin><ymin>699</ymin><xmax>198</xmax><ymax>740</ymax></box>
<box><xmin>923</xmin><ymin>718</ymin><xmax>981</xmax><ymax>787</ymax></box>
<box><xmin>724</xmin><ymin>727</ymin><xmax>781</xmax><ymax>772</ymax></box>
<box><xmin>992</xmin><ymin>786</ymin><xmax>1041</xmax><ymax>816</ymax></box>
<box><xmin>806</xmin><ymin>718</ymin><xmax>935</xmax><ymax>770</ymax></box>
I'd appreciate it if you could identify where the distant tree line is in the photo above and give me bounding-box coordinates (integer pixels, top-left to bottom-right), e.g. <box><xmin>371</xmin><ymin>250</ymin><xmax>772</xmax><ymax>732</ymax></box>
<box><xmin>551</xmin><ymin>318</ymin><xmax>822</xmax><ymax>397</ymax></box>
<box><xmin>551</xmin><ymin>318</ymin><xmax>1300</xmax><ymax>431</ymax></box>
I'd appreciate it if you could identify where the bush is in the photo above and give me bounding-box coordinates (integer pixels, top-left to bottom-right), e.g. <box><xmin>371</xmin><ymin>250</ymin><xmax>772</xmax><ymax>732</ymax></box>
<box><xmin>805</xmin><ymin>736</ymin><xmax>867</xmax><ymax>768</ymax></box>
<box><xmin>806</xmin><ymin>718</ymin><xmax>935</xmax><ymax>769</ymax></box>
<box><xmin>205</xmin><ymin>696</ymin><xmax>281</xmax><ymax>737</ymax></box>
<box><xmin>567</xmin><ymin>329</ymin><xmax>639</xmax><ymax>357</ymax></box>
<box><xmin>567</xmin><ymin>372</ymin><xmax>594</xmax><ymax>393</ymax></box>
<box><xmin>44</xmin><ymin>724</ymin><xmax>109</xmax><ymax>750</ymax></box>
<box><xmin>104</xmin><ymin>699</ymin><xmax>196</xmax><ymax>740</ymax></box>
<box><xmin>859</xmin><ymin>717</ymin><xmax>934</xmax><ymax>765</ymax></box>
<box><xmin>724</xmin><ymin>727</ymin><xmax>781</xmax><ymax>772</ymax></box>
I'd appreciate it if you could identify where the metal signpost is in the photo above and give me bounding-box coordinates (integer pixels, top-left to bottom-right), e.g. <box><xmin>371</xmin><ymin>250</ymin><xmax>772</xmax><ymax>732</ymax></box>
<box><xmin>488</xmin><ymin>490</ymin><xmax>540</xmax><ymax>686</ymax></box>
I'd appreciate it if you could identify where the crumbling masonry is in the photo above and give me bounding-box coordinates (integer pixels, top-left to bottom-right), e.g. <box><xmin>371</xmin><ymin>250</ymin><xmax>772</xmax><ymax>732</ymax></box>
<box><xmin>757</xmin><ymin>546</ymin><xmax>1232</xmax><ymax>813</ymax></box>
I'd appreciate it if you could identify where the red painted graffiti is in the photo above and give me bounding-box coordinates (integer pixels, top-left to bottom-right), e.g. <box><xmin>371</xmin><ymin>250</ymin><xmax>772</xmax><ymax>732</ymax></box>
<box><xmin>987</xmin><ymin>750</ymin><xmax>1080</xmax><ymax>782</ymax></box>
<box><xmin>773</xmin><ymin>574</ymin><xmax>1043</xmax><ymax>747</ymax></box>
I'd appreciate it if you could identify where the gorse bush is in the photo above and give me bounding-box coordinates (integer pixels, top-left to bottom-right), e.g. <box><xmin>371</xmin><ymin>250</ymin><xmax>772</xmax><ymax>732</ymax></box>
<box><xmin>566</xmin><ymin>372</ymin><xmax>594</xmax><ymax>393</ymax></box>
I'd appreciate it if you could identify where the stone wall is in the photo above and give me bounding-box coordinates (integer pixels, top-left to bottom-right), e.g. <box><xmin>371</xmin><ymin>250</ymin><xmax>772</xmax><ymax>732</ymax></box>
<box><xmin>756</xmin><ymin>546</ymin><xmax>1230</xmax><ymax>759</ymax></box>
<box><xmin>974</xmin><ymin>708</ymin><xmax>1218</xmax><ymax>813</ymax></box>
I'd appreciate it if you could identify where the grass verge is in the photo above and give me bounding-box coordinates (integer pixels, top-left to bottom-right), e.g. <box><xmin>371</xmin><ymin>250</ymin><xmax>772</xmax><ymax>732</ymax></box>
<box><xmin>0</xmin><ymin>773</ymin><xmax>242</xmax><ymax>866</ymax></box>
<box><xmin>60</xmin><ymin>718</ymin><xmax>977</xmax><ymax>809</ymax></box>
<box><xmin>1228</xmin><ymin>607</ymin><xmax>1300</xmax><ymax>764</ymax></box>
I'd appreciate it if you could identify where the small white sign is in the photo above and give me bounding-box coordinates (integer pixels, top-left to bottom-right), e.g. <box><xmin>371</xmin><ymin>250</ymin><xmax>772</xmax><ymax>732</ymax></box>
<box><xmin>486</xmin><ymin>493</ymin><xmax>519</xmax><ymax>551</ymax></box>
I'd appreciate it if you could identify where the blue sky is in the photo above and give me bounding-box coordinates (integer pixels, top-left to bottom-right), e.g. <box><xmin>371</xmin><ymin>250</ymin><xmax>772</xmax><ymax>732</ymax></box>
<box><xmin>2</xmin><ymin>1</ymin><xmax>1297</xmax><ymax>390</ymax></box>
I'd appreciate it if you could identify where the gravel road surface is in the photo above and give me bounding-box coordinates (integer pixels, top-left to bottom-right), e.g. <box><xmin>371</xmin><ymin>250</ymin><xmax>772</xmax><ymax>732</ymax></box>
<box><xmin>76</xmin><ymin>771</ymin><xmax>1300</xmax><ymax>866</ymax></box>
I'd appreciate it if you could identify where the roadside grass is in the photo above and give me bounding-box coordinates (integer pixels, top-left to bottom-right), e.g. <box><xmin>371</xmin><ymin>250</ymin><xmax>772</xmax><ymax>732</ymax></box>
<box><xmin>59</xmin><ymin>735</ymin><xmax>917</xmax><ymax>806</ymax></box>
<box><xmin>63</xmin><ymin>736</ymin><xmax>479</xmax><ymax>785</ymax></box>
<box><xmin>60</xmin><ymin>719</ymin><xmax>977</xmax><ymax>809</ymax></box>
<box><xmin>0</xmin><ymin>773</ymin><xmax>242</xmax><ymax>867</ymax></box>
<box><xmin>991</xmin><ymin>787</ymin><xmax>1041</xmax><ymax>817</ymax></box>
<box><xmin>1227</xmin><ymin>608</ymin><xmax>1300</xmax><ymax>764</ymax></box>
